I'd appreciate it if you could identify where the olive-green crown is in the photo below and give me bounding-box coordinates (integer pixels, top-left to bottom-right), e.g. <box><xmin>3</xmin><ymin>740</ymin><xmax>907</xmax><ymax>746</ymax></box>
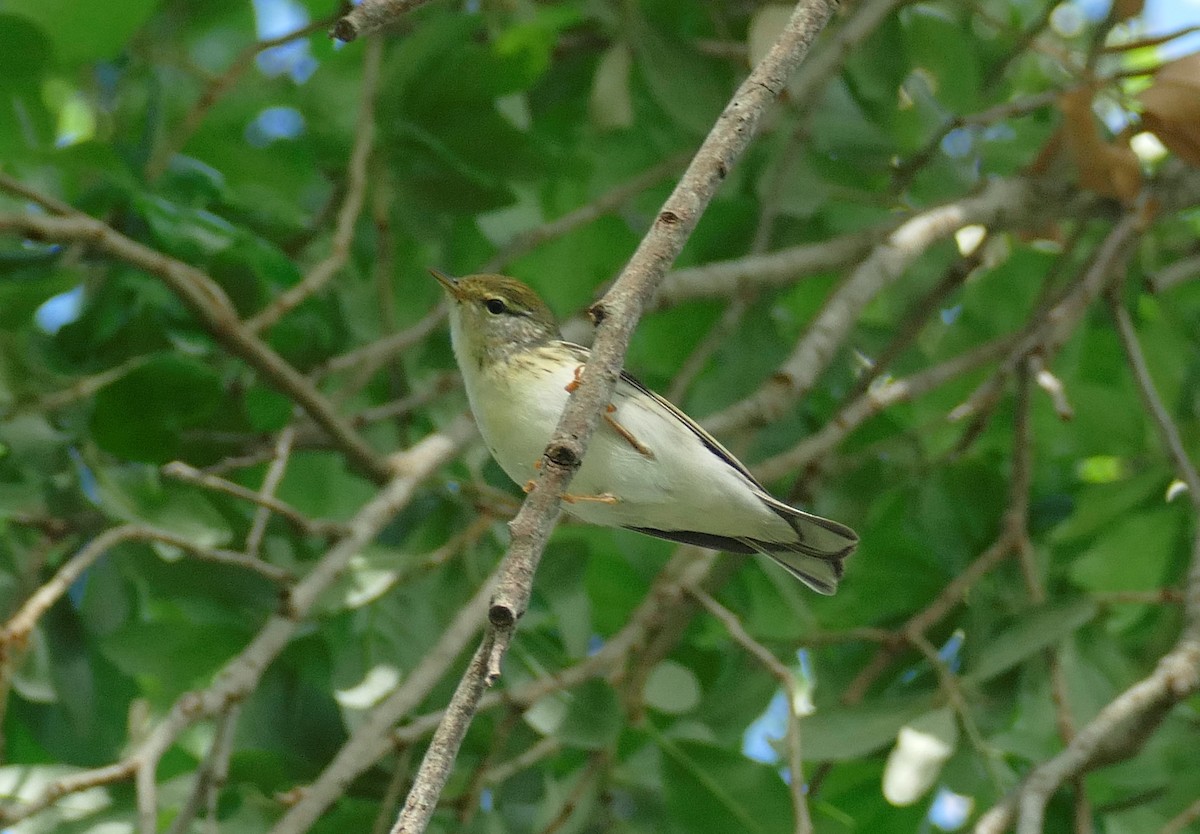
<box><xmin>438</xmin><ymin>272</ymin><xmax>559</xmax><ymax>328</ymax></box>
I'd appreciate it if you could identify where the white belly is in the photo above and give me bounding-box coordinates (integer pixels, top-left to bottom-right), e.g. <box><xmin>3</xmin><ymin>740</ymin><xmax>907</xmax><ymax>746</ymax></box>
<box><xmin>462</xmin><ymin>347</ymin><xmax>792</xmax><ymax>542</ymax></box>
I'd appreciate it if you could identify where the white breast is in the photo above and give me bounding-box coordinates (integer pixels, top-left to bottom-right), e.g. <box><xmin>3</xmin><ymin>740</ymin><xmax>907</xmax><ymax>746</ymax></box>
<box><xmin>456</xmin><ymin>339</ymin><xmax>793</xmax><ymax>544</ymax></box>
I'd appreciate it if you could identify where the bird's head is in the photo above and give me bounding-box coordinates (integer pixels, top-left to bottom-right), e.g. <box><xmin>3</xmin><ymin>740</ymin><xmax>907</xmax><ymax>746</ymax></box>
<box><xmin>430</xmin><ymin>271</ymin><xmax>561</xmax><ymax>366</ymax></box>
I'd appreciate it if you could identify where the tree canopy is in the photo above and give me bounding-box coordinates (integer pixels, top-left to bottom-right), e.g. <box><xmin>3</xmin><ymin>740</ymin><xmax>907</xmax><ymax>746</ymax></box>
<box><xmin>1</xmin><ymin>0</ymin><xmax>1199</xmax><ymax>832</ymax></box>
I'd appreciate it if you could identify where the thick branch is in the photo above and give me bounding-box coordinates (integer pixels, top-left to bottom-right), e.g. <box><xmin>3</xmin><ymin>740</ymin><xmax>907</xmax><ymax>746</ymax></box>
<box><xmin>388</xmin><ymin>5</ymin><xmax>840</xmax><ymax>831</ymax></box>
<box><xmin>702</xmin><ymin>178</ymin><xmax>1036</xmax><ymax>434</ymax></box>
<box><xmin>0</xmin><ymin>421</ymin><xmax>470</xmax><ymax>831</ymax></box>
<box><xmin>0</xmin><ymin>210</ymin><xmax>391</xmax><ymax>483</ymax></box>
<box><xmin>332</xmin><ymin>0</ymin><xmax>436</xmax><ymax>42</ymax></box>
<box><xmin>974</xmin><ymin>254</ymin><xmax>1200</xmax><ymax>833</ymax></box>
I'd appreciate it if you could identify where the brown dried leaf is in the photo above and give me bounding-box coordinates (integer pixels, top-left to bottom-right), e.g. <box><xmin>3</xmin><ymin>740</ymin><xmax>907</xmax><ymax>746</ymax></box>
<box><xmin>1139</xmin><ymin>52</ymin><xmax>1200</xmax><ymax>166</ymax></box>
<box><xmin>1059</xmin><ymin>86</ymin><xmax>1143</xmax><ymax>203</ymax></box>
<box><xmin>1113</xmin><ymin>0</ymin><xmax>1144</xmax><ymax>20</ymax></box>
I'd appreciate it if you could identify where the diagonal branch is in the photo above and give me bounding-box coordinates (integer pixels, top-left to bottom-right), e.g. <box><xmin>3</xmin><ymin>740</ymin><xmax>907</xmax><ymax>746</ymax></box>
<box><xmin>0</xmin><ymin>209</ymin><xmax>391</xmax><ymax>483</ymax></box>
<box><xmin>144</xmin><ymin>13</ymin><xmax>336</xmax><ymax>181</ymax></box>
<box><xmin>702</xmin><ymin>177</ymin><xmax>1037</xmax><ymax>434</ymax></box>
<box><xmin>974</xmin><ymin>255</ymin><xmax>1200</xmax><ymax>834</ymax></box>
<box><xmin>332</xmin><ymin>0</ymin><xmax>437</xmax><ymax>42</ymax></box>
<box><xmin>387</xmin><ymin>5</ymin><xmax>842</xmax><ymax>831</ymax></box>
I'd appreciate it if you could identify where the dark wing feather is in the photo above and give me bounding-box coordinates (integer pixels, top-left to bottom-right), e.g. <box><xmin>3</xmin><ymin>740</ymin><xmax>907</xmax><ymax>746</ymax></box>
<box><xmin>623</xmin><ymin>526</ymin><xmax>759</xmax><ymax>554</ymax></box>
<box><xmin>553</xmin><ymin>341</ymin><xmax>763</xmax><ymax>488</ymax></box>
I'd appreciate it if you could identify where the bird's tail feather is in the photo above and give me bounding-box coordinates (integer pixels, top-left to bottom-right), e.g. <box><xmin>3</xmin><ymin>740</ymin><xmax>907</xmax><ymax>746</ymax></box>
<box><xmin>624</xmin><ymin>508</ymin><xmax>857</xmax><ymax>595</ymax></box>
<box><xmin>742</xmin><ymin>540</ymin><xmax>843</xmax><ymax>595</ymax></box>
<box><xmin>751</xmin><ymin>497</ymin><xmax>858</xmax><ymax>594</ymax></box>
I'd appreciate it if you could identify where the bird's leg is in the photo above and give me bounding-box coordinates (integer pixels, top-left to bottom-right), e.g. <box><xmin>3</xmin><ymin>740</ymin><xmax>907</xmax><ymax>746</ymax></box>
<box><xmin>561</xmin><ymin>491</ymin><xmax>620</xmax><ymax>505</ymax></box>
<box><xmin>565</xmin><ymin>364</ymin><xmax>654</xmax><ymax>459</ymax></box>
<box><xmin>565</xmin><ymin>364</ymin><xmax>584</xmax><ymax>393</ymax></box>
<box><xmin>523</xmin><ymin>456</ymin><xmax>547</xmax><ymax>489</ymax></box>
<box><xmin>604</xmin><ymin>404</ymin><xmax>655</xmax><ymax>459</ymax></box>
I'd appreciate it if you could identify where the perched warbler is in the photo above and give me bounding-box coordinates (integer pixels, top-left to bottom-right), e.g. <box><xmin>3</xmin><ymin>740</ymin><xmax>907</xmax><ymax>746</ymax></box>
<box><xmin>433</xmin><ymin>271</ymin><xmax>858</xmax><ymax>594</ymax></box>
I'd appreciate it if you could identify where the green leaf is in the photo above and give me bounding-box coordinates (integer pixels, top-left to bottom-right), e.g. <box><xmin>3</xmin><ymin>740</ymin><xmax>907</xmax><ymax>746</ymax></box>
<box><xmin>90</xmin><ymin>353</ymin><xmax>224</xmax><ymax>463</ymax></box>
<box><xmin>631</xmin><ymin>22</ymin><xmax>729</xmax><ymax>136</ymax></box>
<box><xmin>963</xmin><ymin>599</ymin><xmax>1098</xmax><ymax>684</ymax></box>
<box><xmin>0</xmin><ymin>13</ymin><xmax>52</xmax><ymax>86</ymax></box>
<box><xmin>1069</xmin><ymin>508</ymin><xmax>1181</xmax><ymax>592</ymax></box>
<box><xmin>902</xmin><ymin>6</ymin><xmax>981</xmax><ymax>111</ymax></box>
<box><xmin>93</xmin><ymin>475</ymin><xmax>233</xmax><ymax>551</ymax></box>
<box><xmin>4</xmin><ymin>0</ymin><xmax>159</xmax><ymax>64</ymax></box>
<box><xmin>536</xmin><ymin>537</ymin><xmax>592</xmax><ymax>658</ymax></box>
<box><xmin>559</xmin><ymin>679</ymin><xmax>623</xmax><ymax>750</ymax></box>
<box><xmin>1049</xmin><ymin>472</ymin><xmax>1164</xmax><ymax>544</ymax></box>
<box><xmin>0</xmin><ymin>269</ymin><xmax>78</xmax><ymax>330</ymax></box>
<box><xmin>99</xmin><ymin>620</ymin><xmax>250</xmax><ymax>702</ymax></box>
<box><xmin>799</xmin><ymin>693</ymin><xmax>934</xmax><ymax>762</ymax></box>
<box><xmin>133</xmin><ymin>195</ymin><xmax>241</xmax><ymax>262</ymax></box>
<box><xmin>643</xmin><ymin>660</ymin><xmax>701</xmax><ymax>715</ymax></box>
<box><xmin>657</xmin><ymin>734</ymin><xmax>793</xmax><ymax>834</ymax></box>
<box><xmin>243</xmin><ymin>383</ymin><xmax>293</xmax><ymax>433</ymax></box>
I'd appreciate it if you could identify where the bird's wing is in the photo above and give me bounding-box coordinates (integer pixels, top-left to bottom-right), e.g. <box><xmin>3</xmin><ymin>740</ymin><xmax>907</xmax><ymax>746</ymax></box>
<box><xmin>553</xmin><ymin>340</ymin><xmax>763</xmax><ymax>488</ymax></box>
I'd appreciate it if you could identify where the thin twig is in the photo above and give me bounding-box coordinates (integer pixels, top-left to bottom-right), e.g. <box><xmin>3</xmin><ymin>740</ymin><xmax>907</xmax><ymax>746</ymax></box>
<box><xmin>0</xmin><ymin>525</ymin><xmax>291</xmax><ymax>656</ymax></box>
<box><xmin>21</xmin><ymin>355</ymin><xmax>153</xmax><ymax>412</ymax></box>
<box><xmin>847</xmin><ymin>238</ymin><xmax>989</xmax><ymax>401</ymax></box>
<box><xmin>145</xmin><ymin>14</ymin><xmax>336</xmax><ymax>180</ymax></box>
<box><xmin>906</xmin><ymin>632</ymin><xmax>1004</xmax><ymax>796</ymax></box>
<box><xmin>652</xmin><ymin>225</ymin><xmax>885</xmax><ymax>310</ymax></box>
<box><xmin>0</xmin><ymin>209</ymin><xmax>392</xmax><ymax>483</ymax></box>
<box><xmin>949</xmin><ymin>210</ymin><xmax>1145</xmax><ymax>426</ymax></box>
<box><xmin>702</xmin><ymin>178</ymin><xmax>1036</xmax><ymax>434</ymax></box>
<box><xmin>164</xmin><ymin>706</ymin><xmax>241</xmax><ymax>834</ymax></box>
<box><xmin>1108</xmin><ymin>296</ymin><xmax>1200</xmax><ymax>507</ymax></box>
<box><xmin>1102</xmin><ymin>24</ymin><xmax>1200</xmax><ymax>52</ymax></box>
<box><xmin>0</xmin><ymin>760</ymin><xmax>139</xmax><ymax>824</ymax></box>
<box><xmin>480</xmin><ymin>153</ymin><xmax>690</xmax><ymax>274</ymax></box>
<box><xmin>1160</xmin><ymin>796</ymin><xmax>1200</xmax><ymax>834</ymax></box>
<box><xmin>533</xmin><ymin>754</ymin><xmax>607</xmax><ymax>834</ymax></box>
<box><xmin>456</xmin><ymin>708</ymin><xmax>520</xmax><ymax>826</ymax></box>
<box><xmin>248</xmin><ymin>36</ymin><xmax>384</xmax><ymax>332</ymax></box>
<box><xmin>754</xmin><ymin>335</ymin><xmax>1015</xmax><ymax>482</ymax></box>
<box><xmin>244</xmin><ymin>426</ymin><xmax>299</xmax><ymax>557</ymax></box>
<box><xmin>0</xmin><ymin>171</ymin><xmax>74</xmax><ymax>214</ymax></box>
<box><xmin>162</xmin><ymin>459</ymin><xmax>344</xmax><ymax>539</ymax></box>
<box><xmin>480</xmin><ymin>735</ymin><xmax>562</xmax><ymax>786</ymax></box>
<box><xmin>691</xmin><ymin>588</ymin><xmax>813</xmax><ymax>834</ymax></box>
<box><xmin>371</xmin><ymin>749</ymin><xmax>414</xmax><ymax>834</ymax></box>
<box><xmin>317</xmin><ymin>308</ymin><xmax>446</xmax><ymax>378</ymax></box>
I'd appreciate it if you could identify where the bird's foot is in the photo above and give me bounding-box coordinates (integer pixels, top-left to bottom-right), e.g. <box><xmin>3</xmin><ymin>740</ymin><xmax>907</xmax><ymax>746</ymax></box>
<box><xmin>561</xmin><ymin>491</ymin><xmax>620</xmax><ymax>505</ymax></box>
<box><xmin>604</xmin><ymin>404</ymin><xmax>655</xmax><ymax>459</ymax></box>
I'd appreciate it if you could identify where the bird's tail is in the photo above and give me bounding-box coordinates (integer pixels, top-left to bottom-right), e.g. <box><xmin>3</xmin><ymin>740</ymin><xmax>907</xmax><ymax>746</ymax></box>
<box><xmin>751</xmin><ymin>498</ymin><xmax>858</xmax><ymax>595</ymax></box>
<box><xmin>622</xmin><ymin>501</ymin><xmax>857</xmax><ymax>595</ymax></box>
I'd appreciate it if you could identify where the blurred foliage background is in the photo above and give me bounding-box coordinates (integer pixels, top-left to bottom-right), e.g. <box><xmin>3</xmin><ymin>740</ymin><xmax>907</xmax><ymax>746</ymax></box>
<box><xmin>1</xmin><ymin>0</ymin><xmax>1199</xmax><ymax>832</ymax></box>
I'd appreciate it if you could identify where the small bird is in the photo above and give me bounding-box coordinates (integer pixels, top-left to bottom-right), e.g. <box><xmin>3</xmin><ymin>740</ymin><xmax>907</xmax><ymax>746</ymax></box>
<box><xmin>432</xmin><ymin>271</ymin><xmax>858</xmax><ymax>594</ymax></box>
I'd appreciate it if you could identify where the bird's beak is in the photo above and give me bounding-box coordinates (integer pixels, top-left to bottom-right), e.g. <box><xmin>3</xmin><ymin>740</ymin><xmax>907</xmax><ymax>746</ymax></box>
<box><xmin>429</xmin><ymin>268</ymin><xmax>462</xmax><ymax>300</ymax></box>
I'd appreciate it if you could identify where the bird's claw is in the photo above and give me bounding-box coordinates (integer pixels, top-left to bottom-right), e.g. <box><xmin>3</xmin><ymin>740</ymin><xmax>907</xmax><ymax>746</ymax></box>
<box><xmin>565</xmin><ymin>364</ymin><xmax>584</xmax><ymax>393</ymax></box>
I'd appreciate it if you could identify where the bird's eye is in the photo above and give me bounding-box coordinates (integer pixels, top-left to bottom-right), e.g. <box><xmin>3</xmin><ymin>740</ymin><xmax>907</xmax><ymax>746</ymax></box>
<box><xmin>484</xmin><ymin>298</ymin><xmax>506</xmax><ymax>315</ymax></box>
